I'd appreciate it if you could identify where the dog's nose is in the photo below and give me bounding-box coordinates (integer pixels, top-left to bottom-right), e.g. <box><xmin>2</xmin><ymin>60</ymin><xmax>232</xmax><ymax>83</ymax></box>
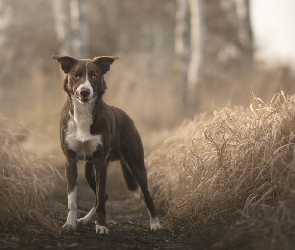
<box><xmin>80</xmin><ymin>88</ymin><xmax>90</xmax><ymax>97</ymax></box>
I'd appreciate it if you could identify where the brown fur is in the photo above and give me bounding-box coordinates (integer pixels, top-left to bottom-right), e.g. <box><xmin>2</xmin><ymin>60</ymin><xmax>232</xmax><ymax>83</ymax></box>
<box><xmin>52</xmin><ymin>55</ymin><xmax>158</xmax><ymax>230</ymax></box>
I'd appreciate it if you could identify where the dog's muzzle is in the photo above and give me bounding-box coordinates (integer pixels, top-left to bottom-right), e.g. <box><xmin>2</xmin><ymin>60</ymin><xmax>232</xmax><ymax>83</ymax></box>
<box><xmin>76</xmin><ymin>87</ymin><xmax>92</xmax><ymax>103</ymax></box>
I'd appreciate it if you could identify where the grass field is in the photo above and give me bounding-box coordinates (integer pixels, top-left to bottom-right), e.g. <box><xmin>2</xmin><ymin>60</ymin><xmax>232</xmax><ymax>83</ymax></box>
<box><xmin>0</xmin><ymin>115</ymin><xmax>62</xmax><ymax>236</ymax></box>
<box><xmin>1</xmin><ymin>91</ymin><xmax>295</xmax><ymax>248</ymax></box>
<box><xmin>146</xmin><ymin>92</ymin><xmax>295</xmax><ymax>249</ymax></box>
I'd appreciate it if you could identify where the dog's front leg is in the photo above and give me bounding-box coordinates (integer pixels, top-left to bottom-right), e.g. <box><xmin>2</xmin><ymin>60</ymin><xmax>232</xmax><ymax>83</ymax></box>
<box><xmin>93</xmin><ymin>157</ymin><xmax>109</xmax><ymax>235</ymax></box>
<box><xmin>62</xmin><ymin>150</ymin><xmax>78</xmax><ymax>231</ymax></box>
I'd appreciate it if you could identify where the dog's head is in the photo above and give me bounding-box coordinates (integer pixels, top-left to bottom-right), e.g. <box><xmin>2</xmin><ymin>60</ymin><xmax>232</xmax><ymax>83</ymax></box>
<box><xmin>52</xmin><ymin>55</ymin><xmax>118</xmax><ymax>103</ymax></box>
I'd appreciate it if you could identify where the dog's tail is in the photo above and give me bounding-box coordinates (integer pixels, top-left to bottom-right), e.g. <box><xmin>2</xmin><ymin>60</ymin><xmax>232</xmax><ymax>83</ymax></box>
<box><xmin>119</xmin><ymin>152</ymin><xmax>140</xmax><ymax>198</ymax></box>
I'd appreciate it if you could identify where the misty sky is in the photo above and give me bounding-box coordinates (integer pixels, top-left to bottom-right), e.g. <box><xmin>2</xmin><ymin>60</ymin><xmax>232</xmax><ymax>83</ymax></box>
<box><xmin>252</xmin><ymin>0</ymin><xmax>295</xmax><ymax>68</ymax></box>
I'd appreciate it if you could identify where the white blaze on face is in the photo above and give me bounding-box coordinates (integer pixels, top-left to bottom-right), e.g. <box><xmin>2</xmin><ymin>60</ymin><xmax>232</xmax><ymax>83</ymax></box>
<box><xmin>65</xmin><ymin>61</ymin><xmax>103</xmax><ymax>156</ymax></box>
<box><xmin>76</xmin><ymin>62</ymin><xmax>94</xmax><ymax>100</ymax></box>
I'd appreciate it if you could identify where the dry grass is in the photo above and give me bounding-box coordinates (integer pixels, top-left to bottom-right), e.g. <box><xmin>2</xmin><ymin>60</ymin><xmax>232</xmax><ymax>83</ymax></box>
<box><xmin>147</xmin><ymin>92</ymin><xmax>295</xmax><ymax>249</ymax></box>
<box><xmin>0</xmin><ymin>115</ymin><xmax>62</xmax><ymax>235</ymax></box>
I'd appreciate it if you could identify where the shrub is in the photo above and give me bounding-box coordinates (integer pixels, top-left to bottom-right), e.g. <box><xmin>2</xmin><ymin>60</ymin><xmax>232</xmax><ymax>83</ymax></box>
<box><xmin>147</xmin><ymin>92</ymin><xmax>295</xmax><ymax>248</ymax></box>
<box><xmin>0</xmin><ymin>115</ymin><xmax>62</xmax><ymax>235</ymax></box>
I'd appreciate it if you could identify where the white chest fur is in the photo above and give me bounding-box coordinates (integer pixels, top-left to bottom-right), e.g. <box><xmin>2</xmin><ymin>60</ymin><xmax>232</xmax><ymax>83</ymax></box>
<box><xmin>65</xmin><ymin>98</ymin><xmax>103</xmax><ymax>158</ymax></box>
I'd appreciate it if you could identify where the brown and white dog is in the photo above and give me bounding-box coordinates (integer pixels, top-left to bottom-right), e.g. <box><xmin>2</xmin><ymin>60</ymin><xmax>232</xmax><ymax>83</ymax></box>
<box><xmin>52</xmin><ymin>55</ymin><xmax>161</xmax><ymax>235</ymax></box>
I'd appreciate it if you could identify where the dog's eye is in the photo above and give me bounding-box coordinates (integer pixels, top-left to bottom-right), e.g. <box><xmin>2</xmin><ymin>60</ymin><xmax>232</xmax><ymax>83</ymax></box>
<box><xmin>91</xmin><ymin>75</ymin><xmax>97</xmax><ymax>79</ymax></box>
<box><xmin>73</xmin><ymin>75</ymin><xmax>79</xmax><ymax>79</ymax></box>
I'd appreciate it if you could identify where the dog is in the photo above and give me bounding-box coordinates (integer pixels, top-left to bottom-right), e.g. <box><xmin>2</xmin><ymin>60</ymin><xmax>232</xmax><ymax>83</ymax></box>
<box><xmin>52</xmin><ymin>55</ymin><xmax>162</xmax><ymax>235</ymax></box>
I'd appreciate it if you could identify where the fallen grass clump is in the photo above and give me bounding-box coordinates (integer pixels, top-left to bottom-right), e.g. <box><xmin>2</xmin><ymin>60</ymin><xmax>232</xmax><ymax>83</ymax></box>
<box><xmin>147</xmin><ymin>92</ymin><xmax>295</xmax><ymax>249</ymax></box>
<box><xmin>0</xmin><ymin>115</ymin><xmax>62</xmax><ymax>235</ymax></box>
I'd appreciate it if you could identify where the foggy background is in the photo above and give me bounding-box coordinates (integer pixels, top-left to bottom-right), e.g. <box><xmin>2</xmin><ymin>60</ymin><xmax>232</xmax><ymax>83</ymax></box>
<box><xmin>0</xmin><ymin>0</ymin><xmax>294</xmax><ymax>163</ymax></box>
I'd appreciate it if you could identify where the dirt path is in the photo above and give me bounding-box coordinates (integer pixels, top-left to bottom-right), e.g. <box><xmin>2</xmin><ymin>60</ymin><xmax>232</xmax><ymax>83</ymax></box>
<box><xmin>49</xmin><ymin>171</ymin><xmax>195</xmax><ymax>250</ymax></box>
<box><xmin>0</xmin><ymin>170</ymin><xmax>208</xmax><ymax>250</ymax></box>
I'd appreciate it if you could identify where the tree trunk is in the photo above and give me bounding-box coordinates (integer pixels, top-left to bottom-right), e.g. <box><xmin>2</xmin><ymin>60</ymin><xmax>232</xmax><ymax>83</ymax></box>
<box><xmin>52</xmin><ymin>0</ymin><xmax>88</xmax><ymax>58</ymax></box>
<box><xmin>175</xmin><ymin>0</ymin><xmax>189</xmax><ymax>58</ymax></box>
<box><xmin>51</xmin><ymin>0</ymin><xmax>72</xmax><ymax>55</ymax></box>
<box><xmin>78</xmin><ymin>1</ymin><xmax>88</xmax><ymax>58</ymax></box>
<box><xmin>69</xmin><ymin>0</ymin><xmax>80</xmax><ymax>57</ymax></box>
<box><xmin>244</xmin><ymin>0</ymin><xmax>253</xmax><ymax>62</ymax></box>
<box><xmin>174</xmin><ymin>0</ymin><xmax>189</xmax><ymax>103</ymax></box>
<box><xmin>186</xmin><ymin>0</ymin><xmax>204</xmax><ymax>107</ymax></box>
<box><xmin>70</xmin><ymin>0</ymin><xmax>88</xmax><ymax>58</ymax></box>
<box><xmin>236</xmin><ymin>0</ymin><xmax>254</xmax><ymax>65</ymax></box>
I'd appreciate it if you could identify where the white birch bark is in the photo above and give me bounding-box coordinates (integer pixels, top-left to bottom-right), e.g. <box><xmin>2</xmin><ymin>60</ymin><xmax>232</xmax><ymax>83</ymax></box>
<box><xmin>70</xmin><ymin>0</ymin><xmax>80</xmax><ymax>57</ymax></box>
<box><xmin>187</xmin><ymin>0</ymin><xmax>204</xmax><ymax>104</ymax></box>
<box><xmin>174</xmin><ymin>0</ymin><xmax>189</xmax><ymax>102</ymax></box>
<box><xmin>174</xmin><ymin>0</ymin><xmax>188</xmax><ymax>58</ymax></box>
<box><xmin>70</xmin><ymin>0</ymin><xmax>88</xmax><ymax>58</ymax></box>
<box><xmin>78</xmin><ymin>1</ymin><xmax>88</xmax><ymax>58</ymax></box>
<box><xmin>244</xmin><ymin>0</ymin><xmax>253</xmax><ymax>62</ymax></box>
<box><xmin>52</xmin><ymin>0</ymin><xmax>88</xmax><ymax>58</ymax></box>
<box><xmin>52</xmin><ymin>0</ymin><xmax>71</xmax><ymax>55</ymax></box>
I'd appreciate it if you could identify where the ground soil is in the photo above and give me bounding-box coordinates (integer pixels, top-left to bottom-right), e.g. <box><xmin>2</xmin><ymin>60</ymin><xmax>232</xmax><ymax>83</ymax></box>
<box><xmin>1</xmin><ymin>171</ymin><xmax>212</xmax><ymax>250</ymax></box>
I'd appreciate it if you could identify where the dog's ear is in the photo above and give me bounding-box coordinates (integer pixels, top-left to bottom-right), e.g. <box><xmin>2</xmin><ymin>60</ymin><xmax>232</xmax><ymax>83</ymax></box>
<box><xmin>52</xmin><ymin>55</ymin><xmax>78</xmax><ymax>74</ymax></box>
<box><xmin>93</xmin><ymin>56</ymin><xmax>119</xmax><ymax>74</ymax></box>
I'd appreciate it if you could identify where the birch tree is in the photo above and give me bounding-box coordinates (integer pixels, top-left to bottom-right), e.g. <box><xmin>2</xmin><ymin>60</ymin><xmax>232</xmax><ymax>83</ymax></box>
<box><xmin>187</xmin><ymin>0</ymin><xmax>205</xmax><ymax>106</ymax></box>
<box><xmin>52</xmin><ymin>0</ymin><xmax>88</xmax><ymax>57</ymax></box>
<box><xmin>244</xmin><ymin>0</ymin><xmax>253</xmax><ymax>62</ymax></box>
<box><xmin>175</xmin><ymin>0</ymin><xmax>189</xmax><ymax>60</ymax></box>
<box><xmin>52</xmin><ymin>0</ymin><xmax>71</xmax><ymax>55</ymax></box>
<box><xmin>236</xmin><ymin>0</ymin><xmax>254</xmax><ymax>64</ymax></box>
<box><xmin>174</xmin><ymin>0</ymin><xmax>189</xmax><ymax>102</ymax></box>
<box><xmin>70</xmin><ymin>0</ymin><xmax>88</xmax><ymax>58</ymax></box>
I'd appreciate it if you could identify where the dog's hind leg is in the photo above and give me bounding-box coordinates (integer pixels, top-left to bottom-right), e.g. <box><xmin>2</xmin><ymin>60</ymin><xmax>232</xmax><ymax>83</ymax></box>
<box><xmin>77</xmin><ymin>161</ymin><xmax>108</xmax><ymax>226</ymax></box>
<box><xmin>119</xmin><ymin>151</ymin><xmax>162</xmax><ymax>231</ymax></box>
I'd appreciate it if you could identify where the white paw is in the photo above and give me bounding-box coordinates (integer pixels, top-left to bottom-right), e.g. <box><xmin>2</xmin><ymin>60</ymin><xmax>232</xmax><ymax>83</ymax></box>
<box><xmin>95</xmin><ymin>222</ymin><xmax>110</xmax><ymax>235</ymax></box>
<box><xmin>150</xmin><ymin>217</ymin><xmax>162</xmax><ymax>231</ymax></box>
<box><xmin>77</xmin><ymin>207</ymin><xmax>96</xmax><ymax>226</ymax></box>
<box><xmin>62</xmin><ymin>222</ymin><xmax>76</xmax><ymax>232</ymax></box>
<box><xmin>77</xmin><ymin>217</ymin><xmax>90</xmax><ymax>225</ymax></box>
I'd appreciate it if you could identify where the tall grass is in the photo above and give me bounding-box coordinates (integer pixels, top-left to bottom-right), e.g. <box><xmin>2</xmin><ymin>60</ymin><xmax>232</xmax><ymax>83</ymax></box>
<box><xmin>0</xmin><ymin>115</ymin><xmax>62</xmax><ymax>235</ymax></box>
<box><xmin>147</xmin><ymin>92</ymin><xmax>295</xmax><ymax>248</ymax></box>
